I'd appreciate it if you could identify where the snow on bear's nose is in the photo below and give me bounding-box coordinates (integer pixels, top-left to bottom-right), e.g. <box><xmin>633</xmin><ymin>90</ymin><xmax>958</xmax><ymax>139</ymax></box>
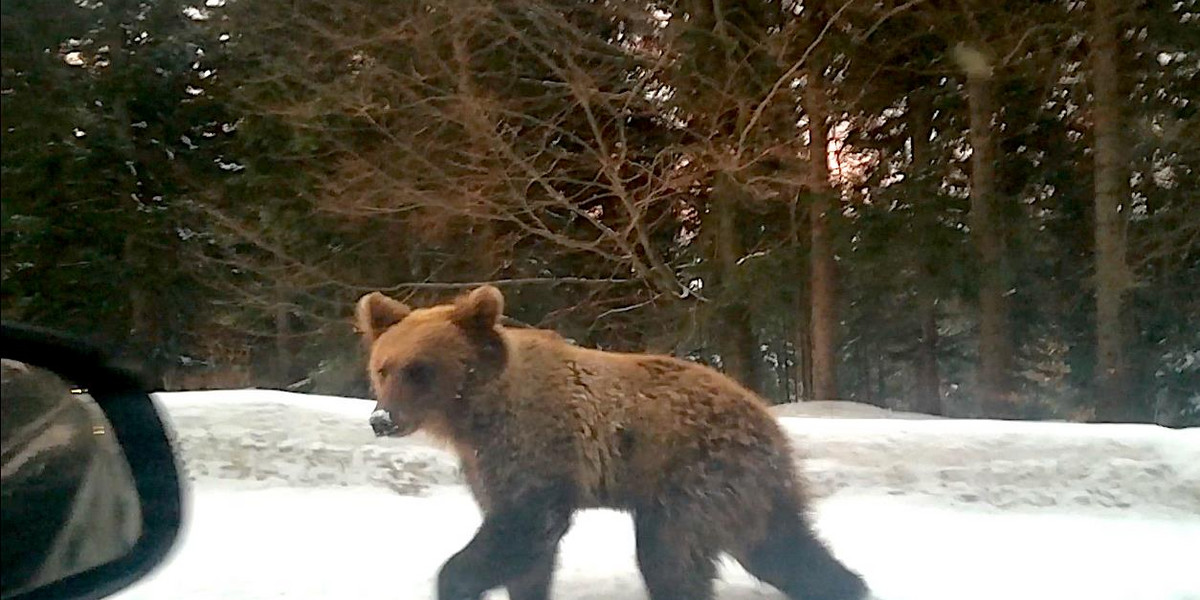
<box><xmin>369</xmin><ymin>408</ymin><xmax>399</xmax><ymax>437</ymax></box>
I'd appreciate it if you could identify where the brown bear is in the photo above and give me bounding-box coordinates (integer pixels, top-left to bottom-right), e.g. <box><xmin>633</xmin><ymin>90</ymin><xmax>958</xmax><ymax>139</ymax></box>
<box><xmin>356</xmin><ymin>286</ymin><xmax>868</xmax><ymax>600</ymax></box>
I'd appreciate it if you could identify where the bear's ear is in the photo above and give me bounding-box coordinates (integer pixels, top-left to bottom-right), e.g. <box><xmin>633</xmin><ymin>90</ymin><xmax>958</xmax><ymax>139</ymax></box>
<box><xmin>452</xmin><ymin>285</ymin><xmax>504</xmax><ymax>331</ymax></box>
<box><xmin>355</xmin><ymin>292</ymin><xmax>411</xmax><ymax>343</ymax></box>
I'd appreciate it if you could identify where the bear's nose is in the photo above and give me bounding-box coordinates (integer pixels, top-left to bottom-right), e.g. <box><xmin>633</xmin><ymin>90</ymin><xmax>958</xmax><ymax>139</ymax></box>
<box><xmin>369</xmin><ymin>408</ymin><xmax>399</xmax><ymax>437</ymax></box>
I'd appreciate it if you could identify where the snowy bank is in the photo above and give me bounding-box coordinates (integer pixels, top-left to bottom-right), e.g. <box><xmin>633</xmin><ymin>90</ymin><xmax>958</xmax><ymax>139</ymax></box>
<box><xmin>771</xmin><ymin>400</ymin><xmax>943</xmax><ymax>420</ymax></box>
<box><xmin>779</xmin><ymin>415</ymin><xmax>1199</xmax><ymax>512</ymax></box>
<box><xmin>153</xmin><ymin>390</ymin><xmax>1200</xmax><ymax>513</ymax></box>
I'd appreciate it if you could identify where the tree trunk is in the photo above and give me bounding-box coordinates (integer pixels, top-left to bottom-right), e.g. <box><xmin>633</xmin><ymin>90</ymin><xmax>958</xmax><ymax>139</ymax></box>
<box><xmin>909</xmin><ymin>92</ymin><xmax>943</xmax><ymax>415</ymax></box>
<box><xmin>123</xmin><ymin>236</ymin><xmax>166</xmax><ymax>387</ymax></box>
<box><xmin>915</xmin><ymin>305</ymin><xmax>941</xmax><ymax>410</ymax></box>
<box><xmin>804</xmin><ymin>74</ymin><xmax>839</xmax><ymax>401</ymax></box>
<box><xmin>962</xmin><ymin>50</ymin><xmax>1013</xmax><ymax>418</ymax></box>
<box><xmin>1091</xmin><ymin>0</ymin><xmax>1133</xmax><ymax>422</ymax></box>
<box><xmin>788</xmin><ymin>194</ymin><xmax>814</xmax><ymax>401</ymax></box>
<box><xmin>113</xmin><ymin>71</ymin><xmax>166</xmax><ymax>388</ymax></box>
<box><xmin>274</xmin><ymin>296</ymin><xmax>293</xmax><ymax>387</ymax></box>
<box><xmin>709</xmin><ymin>173</ymin><xmax>761</xmax><ymax>393</ymax></box>
<box><xmin>794</xmin><ymin>270</ymin><xmax>814</xmax><ymax>401</ymax></box>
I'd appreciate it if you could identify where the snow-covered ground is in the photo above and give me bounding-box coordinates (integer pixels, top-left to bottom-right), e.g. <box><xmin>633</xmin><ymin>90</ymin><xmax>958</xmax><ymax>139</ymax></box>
<box><xmin>113</xmin><ymin>390</ymin><xmax>1200</xmax><ymax>600</ymax></box>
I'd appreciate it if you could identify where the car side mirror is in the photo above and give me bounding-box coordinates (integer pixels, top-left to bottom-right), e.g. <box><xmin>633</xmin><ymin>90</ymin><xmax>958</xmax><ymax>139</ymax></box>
<box><xmin>1</xmin><ymin>323</ymin><xmax>183</xmax><ymax>600</ymax></box>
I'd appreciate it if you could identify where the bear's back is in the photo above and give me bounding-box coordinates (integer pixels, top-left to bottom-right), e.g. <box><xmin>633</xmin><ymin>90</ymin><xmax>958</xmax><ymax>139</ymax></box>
<box><xmin>495</xmin><ymin>327</ymin><xmax>790</xmax><ymax>507</ymax></box>
<box><xmin>502</xmin><ymin>326</ymin><xmax>774</xmax><ymax>419</ymax></box>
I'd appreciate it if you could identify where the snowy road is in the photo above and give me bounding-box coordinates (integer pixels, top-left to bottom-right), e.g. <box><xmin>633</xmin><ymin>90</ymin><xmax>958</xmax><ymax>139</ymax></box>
<box><xmin>110</xmin><ymin>390</ymin><xmax>1200</xmax><ymax>600</ymax></box>
<box><xmin>114</xmin><ymin>486</ymin><xmax>1200</xmax><ymax>600</ymax></box>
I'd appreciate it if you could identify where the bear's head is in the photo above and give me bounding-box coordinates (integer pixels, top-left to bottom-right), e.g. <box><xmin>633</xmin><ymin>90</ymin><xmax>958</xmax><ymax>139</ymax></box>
<box><xmin>355</xmin><ymin>285</ymin><xmax>506</xmax><ymax>438</ymax></box>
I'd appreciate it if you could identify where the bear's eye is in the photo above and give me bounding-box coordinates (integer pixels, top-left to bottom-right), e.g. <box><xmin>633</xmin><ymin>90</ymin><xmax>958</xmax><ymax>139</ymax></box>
<box><xmin>402</xmin><ymin>361</ymin><xmax>434</xmax><ymax>387</ymax></box>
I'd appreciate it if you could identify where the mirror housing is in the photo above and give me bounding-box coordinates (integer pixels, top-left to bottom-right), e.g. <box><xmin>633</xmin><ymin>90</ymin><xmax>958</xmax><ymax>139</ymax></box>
<box><xmin>1</xmin><ymin>323</ymin><xmax>183</xmax><ymax>600</ymax></box>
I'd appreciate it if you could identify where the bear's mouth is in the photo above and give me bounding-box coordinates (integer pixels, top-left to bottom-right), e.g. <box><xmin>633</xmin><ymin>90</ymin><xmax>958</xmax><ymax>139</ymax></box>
<box><xmin>369</xmin><ymin>408</ymin><xmax>419</xmax><ymax>438</ymax></box>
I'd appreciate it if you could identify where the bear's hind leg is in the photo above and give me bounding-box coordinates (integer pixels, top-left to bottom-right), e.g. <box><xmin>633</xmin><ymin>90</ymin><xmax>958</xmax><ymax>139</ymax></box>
<box><xmin>633</xmin><ymin>508</ymin><xmax>718</xmax><ymax>600</ymax></box>
<box><xmin>734</xmin><ymin>497</ymin><xmax>868</xmax><ymax>600</ymax></box>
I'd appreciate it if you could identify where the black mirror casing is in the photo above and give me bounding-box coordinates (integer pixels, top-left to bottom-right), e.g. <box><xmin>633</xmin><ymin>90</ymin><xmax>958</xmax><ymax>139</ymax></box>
<box><xmin>1</xmin><ymin>323</ymin><xmax>184</xmax><ymax>600</ymax></box>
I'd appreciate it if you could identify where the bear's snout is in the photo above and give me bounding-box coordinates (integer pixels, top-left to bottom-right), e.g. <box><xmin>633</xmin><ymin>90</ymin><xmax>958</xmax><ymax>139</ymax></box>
<box><xmin>369</xmin><ymin>407</ymin><xmax>418</xmax><ymax>437</ymax></box>
<box><xmin>369</xmin><ymin>408</ymin><xmax>400</xmax><ymax>437</ymax></box>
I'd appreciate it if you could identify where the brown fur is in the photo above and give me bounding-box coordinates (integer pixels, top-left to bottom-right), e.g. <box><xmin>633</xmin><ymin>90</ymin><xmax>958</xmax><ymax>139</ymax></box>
<box><xmin>356</xmin><ymin>286</ymin><xmax>867</xmax><ymax>600</ymax></box>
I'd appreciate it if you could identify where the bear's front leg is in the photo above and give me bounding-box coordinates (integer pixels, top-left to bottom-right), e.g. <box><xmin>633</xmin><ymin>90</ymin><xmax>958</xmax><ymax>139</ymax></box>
<box><xmin>436</xmin><ymin>482</ymin><xmax>575</xmax><ymax>600</ymax></box>
<box><xmin>502</xmin><ymin>548</ymin><xmax>558</xmax><ymax>600</ymax></box>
